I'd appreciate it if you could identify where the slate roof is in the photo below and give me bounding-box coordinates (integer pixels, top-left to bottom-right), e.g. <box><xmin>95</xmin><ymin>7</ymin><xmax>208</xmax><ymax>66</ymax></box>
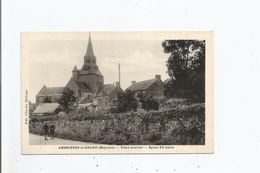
<box><xmin>74</xmin><ymin>81</ymin><xmax>92</xmax><ymax>92</ymax></box>
<box><xmin>96</xmin><ymin>84</ymin><xmax>123</xmax><ymax>97</ymax></box>
<box><xmin>38</xmin><ymin>87</ymin><xmax>65</xmax><ymax>96</ymax></box>
<box><xmin>33</xmin><ymin>103</ymin><xmax>62</xmax><ymax>114</ymax></box>
<box><xmin>72</xmin><ymin>65</ymin><xmax>78</xmax><ymax>71</ymax></box>
<box><xmin>126</xmin><ymin>79</ymin><xmax>158</xmax><ymax>92</ymax></box>
<box><xmin>66</xmin><ymin>77</ymin><xmax>93</xmax><ymax>93</ymax></box>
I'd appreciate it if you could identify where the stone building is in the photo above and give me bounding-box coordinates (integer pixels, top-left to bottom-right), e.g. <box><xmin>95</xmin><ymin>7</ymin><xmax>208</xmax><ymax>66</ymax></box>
<box><xmin>95</xmin><ymin>82</ymin><xmax>124</xmax><ymax>110</ymax></box>
<box><xmin>66</xmin><ymin>35</ymin><xmax>104</xmax><ymax>96</ymax></box>
<box><xmin>35</xmin><ymin>35</ymin><xmax>123</xmax><ymax>111</ymax></box>
<box><xmin>126</xmin><ymin>75</ymin><xmax>164</xmax><ymax>98</ymax></box>
<box><xmin>36</xmin><ymin>85</ymin><xmax>65</xmax><ymax>104</ymax></box>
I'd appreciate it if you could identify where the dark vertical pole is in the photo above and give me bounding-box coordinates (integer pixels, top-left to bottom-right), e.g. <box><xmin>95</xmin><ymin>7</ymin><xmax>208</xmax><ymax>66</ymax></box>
<box><xmin>118</xmin><ymin>63</ymin><xmax>121</xmax><ymax>87</ymax></box>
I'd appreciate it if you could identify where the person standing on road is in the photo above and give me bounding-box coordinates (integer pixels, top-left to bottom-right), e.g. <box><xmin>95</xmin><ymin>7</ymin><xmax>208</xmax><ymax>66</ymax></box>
<box><xmin>42</xmin><ymin>122</ymin><xmax>49</xmax><ymax>140</ymax></box>
<box><xmin>50</xmin><ymin>122</ymin><xmax>56</xmax><ymax>140</ymax></box>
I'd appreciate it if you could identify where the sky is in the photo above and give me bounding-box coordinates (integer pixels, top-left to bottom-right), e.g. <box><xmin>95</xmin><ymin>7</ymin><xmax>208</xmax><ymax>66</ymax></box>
<box><xmin>26</xmin><ymin>33</ymin><xmax>170</xmax><ymax>102</ymax></box>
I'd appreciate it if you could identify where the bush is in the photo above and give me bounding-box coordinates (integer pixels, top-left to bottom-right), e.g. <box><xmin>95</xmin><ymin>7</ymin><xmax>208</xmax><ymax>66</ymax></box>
<box><xmin>142</xmin><ymin>97</ymin><xmax>159</xmax><ymax>111</ymax></box>
<box><xmin>109</xmin><ymin>107</ymin><xmax>119</xmax><ymax>114</ymax></box>
<box><xmin>116</xmin><ymin>90</ymin><xmax>138</xmax><ymax>113</ymax></box>
<box><xmin>137</xmin><ymin>93</ymin><xmax>159</xmax><ymax>111</ymax></box>
<box><xmin>29</xmin><ymin>104</ymin><xmax>205</xmax><ymax>145</ymax></box>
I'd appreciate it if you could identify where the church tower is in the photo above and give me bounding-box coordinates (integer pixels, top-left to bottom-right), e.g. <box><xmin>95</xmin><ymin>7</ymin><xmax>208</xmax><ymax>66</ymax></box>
<box><xmin>81</xmin><ymin>35</ymin><xmax>103</xmax><ymax>77</ymax></box>
<box><xmin>67</xmin><ymin>34</ymin><xmax>104</xmax><ymax>95</ymax></box>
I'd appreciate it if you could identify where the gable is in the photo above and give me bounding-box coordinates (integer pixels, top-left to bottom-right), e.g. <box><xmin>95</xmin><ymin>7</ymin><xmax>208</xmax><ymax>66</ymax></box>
<box><xmin>38</xmin><ymin>87</ymin><xmax>65</xmax><ymax>96</ymax></box>
<box><xmin>146</xmin><ymin>80</ymin><xmax>165</xmax><ymax>93</ymax></box>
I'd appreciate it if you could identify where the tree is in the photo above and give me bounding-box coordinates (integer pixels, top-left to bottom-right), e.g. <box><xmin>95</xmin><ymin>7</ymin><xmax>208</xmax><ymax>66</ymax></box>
<box><xmin>162</xmin><ymin>40</ymin><xmax>205</xmax><ymax>102</ymax></box>
<box><xmin>116</xmin><ymin>90</ymin><xmax>138</xmax><ymax>113</ymax></box>
<box><xmin>29</xmin><ymin>101</ymin><xmax>37</xmax><ymax>116</ymax></box>
<box><xmin>58</xmin><ymin>88</ymin><xmax>77</xmax><ymax>113</ymax></box>
<box><xmin>137</xmin><ymin>93</ymin><xmax>159</xmax><ymax>111</ymax></box>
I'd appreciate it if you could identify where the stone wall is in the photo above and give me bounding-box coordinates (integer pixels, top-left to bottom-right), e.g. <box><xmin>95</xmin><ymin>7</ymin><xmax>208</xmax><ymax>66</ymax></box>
<box><xmin>29</xmin><ymin>104</ymin><xmax>205</xmax><ymax>145</ymax></box>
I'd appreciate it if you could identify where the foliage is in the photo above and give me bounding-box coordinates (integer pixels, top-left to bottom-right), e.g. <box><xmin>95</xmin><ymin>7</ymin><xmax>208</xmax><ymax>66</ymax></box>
<box><xmin>162</xmin><ymin>40</ymin><xmax>205</xmax><ymax>102</ymax></box>
<box><xmin>116</xmin><ymin>90</ymin><xmax>138</xmax><ymax>112</ymax></box>
<box><xmin>29</xmin><ymin>104</ymin><xmax>205</xmax><ymax>145</ymax></box>
<box><xmin>109</xmin><ymin>107</ymin><xmax>119</xmax><ymax>113</ymax></box>
<box><xmin>160</xmin><ymin>98</ymin><xmax>189</xmax><ymax>109</ymax></box>
<box><xmin>137</xmin><ymin>93</ymin><xmax>159</xmax><ymax>111</ymax></box>
<box><xmin>29</xmin><ymin>101</ymin><xmax>37</xmax><ymax>116</ymax></box>
<box><xmin>58</xmin><ymin>88</ymin><xmax>76</xmax><ymax>113</ymax></box>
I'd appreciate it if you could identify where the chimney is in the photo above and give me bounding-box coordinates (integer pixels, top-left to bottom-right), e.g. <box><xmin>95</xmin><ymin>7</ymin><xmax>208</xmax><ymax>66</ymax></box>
<box><xmin>115</xmin><ymin>82</ymin><xmax>120</xmax><ymax>87</ymax></box>
<box><xmin>132</xmin><ymin>81</ymin><xmax>136</xmax><ymax>85</ymax></box>
<box><xmin>155</xmin><ymin>75</ymin><xmax>161</xmax><ymax>80</ymax></box>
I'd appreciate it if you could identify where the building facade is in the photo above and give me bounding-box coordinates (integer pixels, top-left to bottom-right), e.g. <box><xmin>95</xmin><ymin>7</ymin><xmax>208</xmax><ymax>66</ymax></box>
<box><xmin>126</xmin><ymin>75</ymin><xmax>164</xmax><ymax>98</ymax></box>
<box><xmin>35</xmin><ymin>35</ymin><xmax>123</xmax><ymax>112</ymax></box>
<box><xmin>36</xmin><ymin>86</ymin><xmax>65</xmax><ymax>105</ymax></box>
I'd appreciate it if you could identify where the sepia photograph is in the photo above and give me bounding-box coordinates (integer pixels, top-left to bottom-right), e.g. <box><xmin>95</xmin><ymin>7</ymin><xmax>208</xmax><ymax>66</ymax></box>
<box><xmin>3</xmin><ymin>0</ymin><xmax>260</xmax><ymax>172</ymax></box>
<box><xmin>21</xmin><ymin>32</ymin><xmax>213</xmax><ymax>154</ymax></box>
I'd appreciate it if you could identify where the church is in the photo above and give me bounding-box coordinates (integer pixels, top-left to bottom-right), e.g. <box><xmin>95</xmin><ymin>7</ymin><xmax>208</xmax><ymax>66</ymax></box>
<box><xmin>34</xmin><ymin>35</ymin><xmax>165</xmax><ymax>115</ymax></box>
<box><xmin>35</xmin><ymin>35</ymin><xmax>124</xmax><ymax>113</ymax></box>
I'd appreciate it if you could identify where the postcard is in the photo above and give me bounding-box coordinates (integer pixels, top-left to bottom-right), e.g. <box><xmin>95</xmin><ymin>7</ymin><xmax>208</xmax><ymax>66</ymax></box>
<box><xmin>21</xmin><ymin>32</ymin><xmax>213</xmax><ymax>154</ymax></box>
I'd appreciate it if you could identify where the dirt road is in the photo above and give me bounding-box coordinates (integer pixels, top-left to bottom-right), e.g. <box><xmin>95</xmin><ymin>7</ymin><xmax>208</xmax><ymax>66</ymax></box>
<box><xmin>29</xmin><ymin>134</ymin><xmax>102</xmax><ymax>145</ymax></box>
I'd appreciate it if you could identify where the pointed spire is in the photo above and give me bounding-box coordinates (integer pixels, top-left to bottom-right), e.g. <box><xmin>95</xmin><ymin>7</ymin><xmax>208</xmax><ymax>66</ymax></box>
<box><xmin>72</xmin><ymin>65</ymin><xmax>78</xmax><ymax>71</ymax></box>
<box><xmin>86</xmin><ymin>34</ymin><xmax>94</xmax><ymax>56</ymax></box>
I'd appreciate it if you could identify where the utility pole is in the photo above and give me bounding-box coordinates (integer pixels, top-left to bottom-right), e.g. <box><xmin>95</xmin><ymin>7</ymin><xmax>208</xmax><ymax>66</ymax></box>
<box><xmin>118</xmin><ymin>63</ymin><xmax>121</xmax><ymax>87</ymax></box>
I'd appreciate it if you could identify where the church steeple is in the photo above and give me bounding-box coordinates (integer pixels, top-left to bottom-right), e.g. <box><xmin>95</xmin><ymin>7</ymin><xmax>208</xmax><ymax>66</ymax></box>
<box><xmin>86</xmin><ymin>34</ymin><xmax>94</xmax><ymax>57</ymax></box>
<box><xmin>81</xmin><ymin>34</ymin><xmax>103</xmax><ymax>77</ymax></box>
<box><xmin>84</xmin><ymin>34</ymin><xmax>96</xmax><ymax>65</ymax></box>
<box><xmin>67</xmin><ymin>33</ymin><xmax>104</xmax><ymax>95</ymax></box>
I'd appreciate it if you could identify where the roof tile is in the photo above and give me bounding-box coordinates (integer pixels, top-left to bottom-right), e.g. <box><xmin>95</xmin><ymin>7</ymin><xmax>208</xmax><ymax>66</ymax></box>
<box><xmin>127</xmin><ymin>79</ymin><xmax>157</xmax><ymax>91</ymax></box>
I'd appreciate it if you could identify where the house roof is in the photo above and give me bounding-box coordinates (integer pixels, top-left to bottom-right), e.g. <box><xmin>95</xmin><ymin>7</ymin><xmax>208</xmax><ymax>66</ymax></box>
<box><xmin>127</xmin><ymin>79</ymin><xmax>158</xmax><ymax>92</ymax></box>
<box><xmin>96</xmin><ymin>84</ymin><xmax>123</xmax><ymax>97</ymax></box>
<box><xmin>66</xmin><ymin>77</ymin><xmax>93</xmax><ymax>93</ymax></box>
<box><xmin>72</xmin><ymin>65</ymin><xmax>78</xmax><ymax>71</ymax></box>
<box><xmin>33</xmin><ymin>103</ymin><xmax>62</xmax><ymax>114</ymax></box>
<box><xmin>74</xmin><ymin>81</ymin><xmax>92</xmax><ymax>92</ymax></box>
<box><xmin>38</xmin><ymin>87</ymin><xmax>65</xmax><ymax>96</ymax></box>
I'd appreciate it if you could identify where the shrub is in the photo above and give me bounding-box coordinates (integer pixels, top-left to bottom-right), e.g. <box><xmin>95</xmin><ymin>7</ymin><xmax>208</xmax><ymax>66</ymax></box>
<box><xmin>109</xmin><ymin>107</ymin><xmax>119</xmax><ymax>114</ymax></box>
<box><xmin>29</xmin><ymin>104</ymin><xmax>205</xmax><ymax>145</ymax></box>
<box><xmin>137</xmin><ymin>93</ymin><xmax>159</xmax><ymax>111</ymax></box>
<box><xmin>116</xmin><ymin>90</ymin><xmax>138</xmax><ymax>113</ymax></box>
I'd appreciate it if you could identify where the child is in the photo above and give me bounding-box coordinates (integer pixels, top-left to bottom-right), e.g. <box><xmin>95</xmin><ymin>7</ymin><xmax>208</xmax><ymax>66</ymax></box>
<box><xmin>50</xmin><ymin>122</ymin><xmax>56</xmax><ymax>140</ymax></box>
<box><xmin>42</xmin><ymin>122</ymin><xmax>49</xmax><ymax>140</ymax></box>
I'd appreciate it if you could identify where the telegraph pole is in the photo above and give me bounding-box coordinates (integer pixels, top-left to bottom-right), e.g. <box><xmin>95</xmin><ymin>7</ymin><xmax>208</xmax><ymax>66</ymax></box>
<box><xmin>118</xmin><ymin>63</ymin><xmax>121</xmax><ymax>87</ymax></box>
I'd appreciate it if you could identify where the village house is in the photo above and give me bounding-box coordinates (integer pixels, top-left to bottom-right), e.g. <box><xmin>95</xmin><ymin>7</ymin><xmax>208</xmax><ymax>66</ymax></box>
<box><xmin>95</xmin><ymin>82</ymin><xmax>124</xmax><ymax>111</ymax></box>
<box><xmin>33</xmin><ymin>103</ymin><xmax>64</xmax><ymax>116</ymax></box>
<box><xmin>126</xmin><ymin>75</ymin><xmax>164</xmax><ymax>98</ymax></box>
<box><xmin>36</xmin><ymin>86</ymin><xmax>65</xmax><ymax>105</ymax></box>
